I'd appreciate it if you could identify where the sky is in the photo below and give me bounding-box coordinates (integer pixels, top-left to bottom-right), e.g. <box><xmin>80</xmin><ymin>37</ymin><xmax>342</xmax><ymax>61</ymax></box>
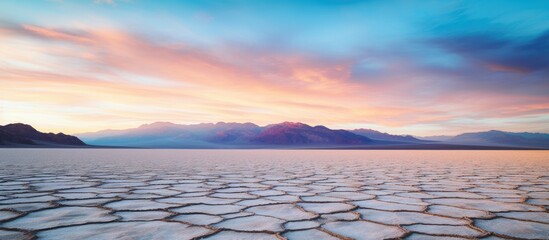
<box><xmin>0</xmin><ymin>0</ymin><xmax>548</xmax><ymax>136</ymax></box>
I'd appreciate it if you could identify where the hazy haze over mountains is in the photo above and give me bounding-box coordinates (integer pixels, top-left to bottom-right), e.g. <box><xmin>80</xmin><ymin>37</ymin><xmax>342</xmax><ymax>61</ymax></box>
<box><xmin>78</xmin><ymin>122</ymin><xmax>374</xmax><ymax>148</ymax></box>
<box><xmin>448</xmin><ymin>130</ymin><xmax>549</xmax><ymax>148</ymax></box>
<box><xmin>77</xmin><ymin>121</ymin><xmax>549</xmax><ymax>149</ymax></box>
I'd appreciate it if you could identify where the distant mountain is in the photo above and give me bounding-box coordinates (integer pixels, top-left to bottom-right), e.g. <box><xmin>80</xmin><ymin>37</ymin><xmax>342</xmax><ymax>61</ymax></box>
<box><xmin>0</xmin><ymin>123</ymin><xmax>85</xmax><ymax>146</ymax></box>
<box><xmin>74</xmin><ymin>122</ymin><xmax>549</xmax><ymax>149</ymax></box>
<box><xmin>0</xmin><ymin>129</ymin><xmax>36</xmax><ymax>145</ymax></box>
<box><xmin>448</xmin><ymin>130</ymin><xmax>549</xmax><ymax>148</ymax></box>
<box><xmin>5</xmin><ymin>121</ymin><xmax>547</xmax><ymax>149</ymax></box>
<box><xmin>351</xmin><ymin>129</ymin><xmax>425</xmax><ymax>143</ymax></box>
<box><xmin>254</xmin><ymin>122</ymin><xmax>372</xmax><ymax>145</ymax></box>
<box><xmin>79</xmin><ymin>122</ymin><xmax>262</xmax><ymax>148</ymax></box>
<box><xmin>78</xmin><ymin>121</ymin><xmax>371</xmax><ymax>148</ymax></box>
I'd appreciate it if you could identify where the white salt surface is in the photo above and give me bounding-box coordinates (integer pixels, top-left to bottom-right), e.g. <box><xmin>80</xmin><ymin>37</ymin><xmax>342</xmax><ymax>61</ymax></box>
<box><xmin>0</xmin><ymin>149</ymin><xmax>547</xmax><ymax>239</ymax></box>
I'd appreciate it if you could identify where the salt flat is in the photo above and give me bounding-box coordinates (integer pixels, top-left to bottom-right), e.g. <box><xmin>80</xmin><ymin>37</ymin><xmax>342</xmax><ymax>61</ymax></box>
<box><xmin>0</xmin><ymin>149</ymin><xmax>548</xmax><ymax>239</ymax></box>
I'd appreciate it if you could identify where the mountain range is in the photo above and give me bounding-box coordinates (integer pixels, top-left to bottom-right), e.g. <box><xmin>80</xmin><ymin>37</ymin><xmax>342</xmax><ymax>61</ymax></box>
<box><xmin>0</xmin><ymin>123</ymin><xmax>85</xmax><ymax>147</ymax></box>
<box><xmin>1</xmin><ymin>122</ymin><xmax>548</xmax><ymax>149</ymax></box>
<box><xmin>77</xmin><ymin>122</ymin><xmax>374</xmax><ymax>148</ymax></box>
<box><xmin>448</xmin><ymin>130</ymin><xmax>549</xmax><ymax>148</ymax></box>
<box><xmin>77</xmin><ymin>121</ymin><xmax>549</xmax><ymax>149</ymax></box>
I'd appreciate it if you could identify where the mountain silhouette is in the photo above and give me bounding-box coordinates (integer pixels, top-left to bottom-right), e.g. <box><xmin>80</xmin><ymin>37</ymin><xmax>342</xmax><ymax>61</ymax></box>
<box><xmin>0</xmin><ymin>123</ymin><xmax>85</xmax><ymax>146</ymax></box>
<box><xmin>449</xmin><ymin>130</ymin><xmax>549</xmax><ymax>148</ymax></box>
<box><xmin>3</xmin><ymin>122</ymin><xmax>546</xmax><ymax>149</ymax></box>
<box><xmin>78</xmin><ymin>121</ymin><xmax>371</xmax><ymax>148</ymax></box>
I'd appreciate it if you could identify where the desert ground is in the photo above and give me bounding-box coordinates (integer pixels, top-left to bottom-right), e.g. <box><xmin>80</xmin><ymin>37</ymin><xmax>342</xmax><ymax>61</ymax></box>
<box><xmin>0</xmin><ymin>149</ymin><xmax>548</xmax><ymax>239</ymax></box>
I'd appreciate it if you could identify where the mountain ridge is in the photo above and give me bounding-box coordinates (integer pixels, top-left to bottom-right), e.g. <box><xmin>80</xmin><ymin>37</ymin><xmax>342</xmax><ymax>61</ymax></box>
<box><xmin>0</xmin><ymin>123</ymin><xmax>86</xmax><ymax>146</ymax></box>
<box><xmin>77</xmin><ymin>121</ymin><xmax>549</xmax><ymax>149</ymax></box>
<box><xmin>79</xmin><ymin>121</ymin><xmax>373</xmax><ymax>148</ymax></box>
<box><xmin>351</xmin><ymin>129</ymin><xmax>427</xmax><ymax>143</ymax></box>
<box><xmin>448</xmin><ymin>130</ymin><xmax>549</xmax><ymax>148</ymax></box>
<box><xmin>2</xmin><ymin>122</ymin><xmax>547</xmax><ymax>149</ymax></box>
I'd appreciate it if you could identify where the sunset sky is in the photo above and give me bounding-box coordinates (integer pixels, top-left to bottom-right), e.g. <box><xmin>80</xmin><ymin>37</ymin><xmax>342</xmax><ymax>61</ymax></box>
<box><xmin>0</xmin><ymin>0</ymin><xmax>548</xmax><ymax>136</ymax></box>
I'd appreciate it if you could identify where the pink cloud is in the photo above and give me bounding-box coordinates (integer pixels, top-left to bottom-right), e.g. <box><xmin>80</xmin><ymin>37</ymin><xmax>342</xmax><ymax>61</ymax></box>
<box><xmin>1</xmin><ymin>23</ymin><xmax>547</xmax><ymax>135</ymax></box>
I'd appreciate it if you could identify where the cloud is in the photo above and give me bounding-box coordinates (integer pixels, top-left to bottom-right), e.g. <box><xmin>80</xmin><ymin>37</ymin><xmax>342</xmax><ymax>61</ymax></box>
<box><xmin>0</xmin><ymin>20</ymin><xmax>548</xmax><ymax>135</ymax></box>
<box><xmin>431</xmin><ymin>30</ymin><xmax>549</xmax><ymax>74</ymax></box>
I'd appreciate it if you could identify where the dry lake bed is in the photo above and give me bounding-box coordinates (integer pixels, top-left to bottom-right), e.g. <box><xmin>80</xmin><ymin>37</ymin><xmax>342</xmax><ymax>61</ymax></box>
<box><xmin>0</xmin><ymin>149</ymin><xmax>548</xmax><ymax>240</ymax></box>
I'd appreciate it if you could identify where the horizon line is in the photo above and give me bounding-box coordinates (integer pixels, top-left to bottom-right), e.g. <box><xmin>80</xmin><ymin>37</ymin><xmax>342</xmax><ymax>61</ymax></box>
<box><xmin>3</xmin><ymin>121</ymin><xmax>549</xmax><ymax>138</ymax></box>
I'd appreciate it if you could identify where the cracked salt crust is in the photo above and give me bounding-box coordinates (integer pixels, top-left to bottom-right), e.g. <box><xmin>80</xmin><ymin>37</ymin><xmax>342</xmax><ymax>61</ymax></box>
<box><xmin>0</xmin><ymin>149</ymin><xmax>548</xmax><ymax>239</ymax></box>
